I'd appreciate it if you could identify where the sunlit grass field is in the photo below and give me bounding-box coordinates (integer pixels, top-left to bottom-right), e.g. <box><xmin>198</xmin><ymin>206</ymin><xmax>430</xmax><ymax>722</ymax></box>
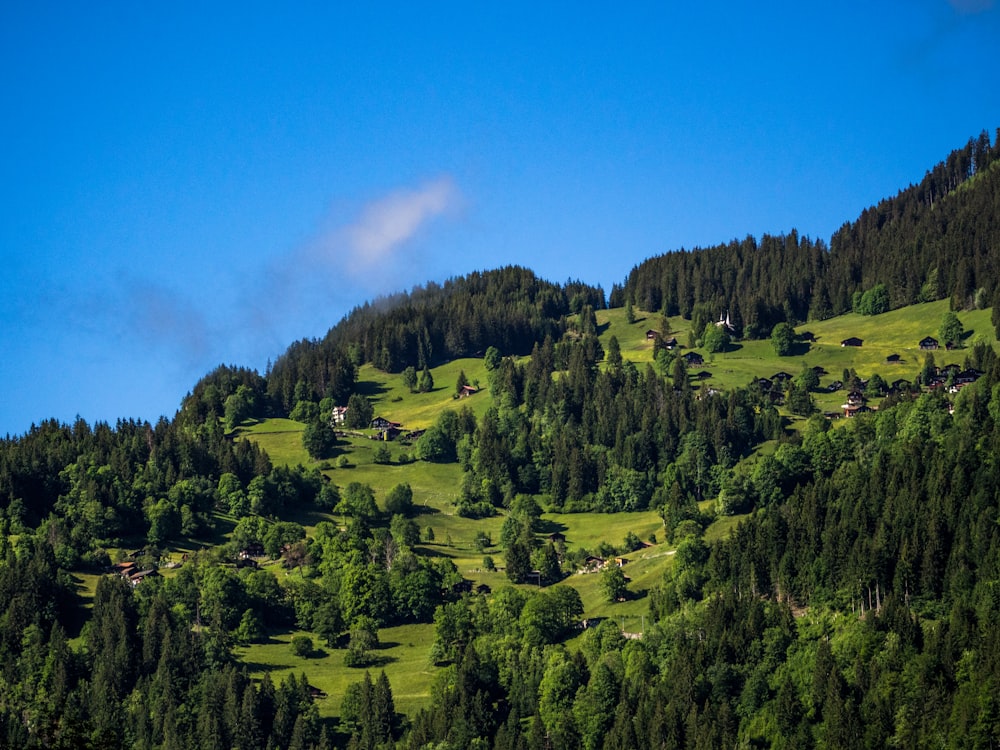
<box><xmin>598</xmin><ymin>301</ymin><xmax>996</xmax><ymax>420</ymax></box>
<box><xmin>238</xmin><ymin>622</ymin><xmax>439</xmax><ymax>719</ymax></box>
<box><xmin>598</xmin><ymin>300</ymin><xmax>992</xmax><ymax>389</ymax></box>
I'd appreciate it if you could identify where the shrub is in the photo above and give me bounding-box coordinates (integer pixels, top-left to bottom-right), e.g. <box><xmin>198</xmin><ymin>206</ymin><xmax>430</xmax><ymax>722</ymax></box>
<box><xmin>291</xmin><ymin>635</ymin><xmax>314</xmax><ymax>658</ymax></box>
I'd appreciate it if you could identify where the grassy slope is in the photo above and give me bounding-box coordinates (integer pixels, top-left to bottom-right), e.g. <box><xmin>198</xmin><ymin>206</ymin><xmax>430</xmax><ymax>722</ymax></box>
<box><xmin>599</xmin><ymin>299</ymin><xmax>992</xmax><ymax>375</ymax></box>
<box><xmin>239</xmin><ymin>300</ymin><xmax>997</xmax><ymax>717</ymax></box>
<box><xmin>597</xmin><ymin>301</ymin><xmax>995</xmax><ymax>414</ymax></box>
<box><xmin>237</xmin><ymin>622</ymin><xmax>439</xmax><ymax>718</ymax></box>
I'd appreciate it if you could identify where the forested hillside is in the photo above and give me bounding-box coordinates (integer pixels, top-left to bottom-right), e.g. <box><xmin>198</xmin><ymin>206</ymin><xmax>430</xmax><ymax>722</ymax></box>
<box><xmin>613</xmin><ymin>129</ymin><xmax>1000</xmax><ymax>340</ymax></box>
<box><xmin>265</xmin><ymin>267</ymin><xmax>605</xmax><ymax>414</ymax></box>
<box><xmin>1</xmin><ymin>131</ymin><xmax>1000</xmax><ymax>748</ymax></box>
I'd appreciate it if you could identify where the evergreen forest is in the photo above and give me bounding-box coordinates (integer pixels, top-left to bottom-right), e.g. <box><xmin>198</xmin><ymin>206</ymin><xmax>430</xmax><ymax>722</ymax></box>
<box><xmin>2</xmin><ymin>130</ymin><xmax>1000</xmax><ymax>748</ymax></box>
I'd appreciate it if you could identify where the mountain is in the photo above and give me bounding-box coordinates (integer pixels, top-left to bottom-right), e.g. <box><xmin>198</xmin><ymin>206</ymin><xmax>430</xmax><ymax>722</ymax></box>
<box><xmin>0</xmin><ymin>130</ymin><xmax>999</xmax><ymax>749</ymax></box>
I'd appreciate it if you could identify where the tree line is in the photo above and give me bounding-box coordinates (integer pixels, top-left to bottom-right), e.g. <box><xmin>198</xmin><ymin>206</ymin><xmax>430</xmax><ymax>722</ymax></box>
<box><xmin>613</xmin><ymin>129</ymin><xmax>1000</xmax><ymax>340</ymax></box>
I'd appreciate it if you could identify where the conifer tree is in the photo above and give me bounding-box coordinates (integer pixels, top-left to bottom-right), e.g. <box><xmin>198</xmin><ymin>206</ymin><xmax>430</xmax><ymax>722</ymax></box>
<box><xmin>419</xmin><ymin>366</ymin><xmax>434</xmax><ymax>393</ymax></box>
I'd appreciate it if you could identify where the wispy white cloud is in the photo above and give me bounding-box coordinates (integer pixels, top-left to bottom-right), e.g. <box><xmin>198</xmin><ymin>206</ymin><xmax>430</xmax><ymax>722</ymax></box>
<box><xmin>72</xmin><ymin>177</ymin><xmax>463</xmax><ymax>380</ymax></box>
<box><xmin>237</xmin><ymin>175</ymin><xmax>462</xmax><ymax>354</ymax></box>
<box><xmin>347</xmin><ymin>176</ymin><xmax>457</xmax><ymax>267</ymax></box>
<box><xmin>310</xmin><ymin>175</ymin><xmax>460</xmax><ymax>282</ymax></box>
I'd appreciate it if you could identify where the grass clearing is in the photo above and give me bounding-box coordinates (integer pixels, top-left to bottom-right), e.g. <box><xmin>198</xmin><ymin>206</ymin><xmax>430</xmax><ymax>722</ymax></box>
<box><xmin>355</xmin><ymin>359</ymin><xmax>495</xmax><ymax>430</ymax></box>
<box><xmin>238</xmin><ymin>419</ymin><xmax>308</xmax><ymax>467</ymax></box>
<box><xmin>600</xmin><ymin>301</ymin><xmax>996</xmax><ymax>421</ymax></box>
<box><xmin>239</xmin><ymin>622</ymin><xmax>440</xmax><ymax>718</ymax></box>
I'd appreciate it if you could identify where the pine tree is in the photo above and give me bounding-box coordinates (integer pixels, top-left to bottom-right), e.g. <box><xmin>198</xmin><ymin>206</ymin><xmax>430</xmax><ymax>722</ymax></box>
<box><xmin>372</xmin><ymin>670</ymin><xmax>396</xmax><ymax>744</ymax></box>
<box><xmin>419</xmin><ymin>366</ymin><xmax>434</xmax><ymax>393</ymax></box>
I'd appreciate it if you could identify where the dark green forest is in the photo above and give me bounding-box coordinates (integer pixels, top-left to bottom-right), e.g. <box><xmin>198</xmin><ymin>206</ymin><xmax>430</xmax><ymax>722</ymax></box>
<box><xmin>612</xmin><ymin>128</ymin><xmax>1000</xmax><ymax>340</ymax></box>
<box><xmin>2</xmin><ymin>131</ymin><xmax>1000</xmax><ymax>748</ymax></box>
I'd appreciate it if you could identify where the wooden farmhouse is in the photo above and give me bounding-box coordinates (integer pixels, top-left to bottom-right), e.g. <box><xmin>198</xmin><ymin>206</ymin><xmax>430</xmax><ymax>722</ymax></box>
<box><xmin>682</xmin><ymin>352</ymin><xmax>704</xmax><ymax>366</ymax></box>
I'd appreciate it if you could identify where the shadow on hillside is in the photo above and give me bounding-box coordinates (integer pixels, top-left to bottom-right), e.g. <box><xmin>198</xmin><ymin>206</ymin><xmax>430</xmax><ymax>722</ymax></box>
<box><xmin>535</xmin><ymin>518</ymin><xmax>568</xmax><ymax>534</ymax></box>
<box><xmin>241</xmin><ymin>660</ymin><xmax>282</xmax><ymax>673</ymax></box>
<box><xmin>279</xmin><ymin>507</ymin><xmax>336</xmax><ymax>531</ymax></box>
<box><xmin>788</xmin><ymin>341</ymin><xmax>812</xmax><ymax>356</ymax></box>
<box><xmin>254</xmin><ymin>633</ymin><xmax>295</xmax><ymax>646</ymax></box>
<box><xmin>414</xmin><ymin>545</ymin><xmax>454</xmax><ymax>559</ymax></box>
<box><xmin>596</xmin><ymin>321</ymin><xmax>611</xmax><ymax>336</ymax></box>
<box><xmin>65</xmin><ymin>575</ymin><xmax>95</xmax><ymax>639</ymax></box>
<box><xmin>414</xmin><ymin>504</ymin><xmax>441</xmax><ymax>516</ymax></box>
<box><xmin>356</xmin><ymin>380</ymin><xmax>389</xmax><ymax>397</ymax></box>
<box><xmin>184</xmin><ymin>518</ymin><xmax>238</xmax><ymax>550</ymax></box>
<box><xmin>346</xmin><ymin>654</ymin><xmax>397</xmax><ymax>669</ymax></box>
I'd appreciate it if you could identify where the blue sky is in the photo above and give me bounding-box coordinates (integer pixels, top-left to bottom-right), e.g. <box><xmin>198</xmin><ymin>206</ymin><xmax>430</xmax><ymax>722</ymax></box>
<box><xmin>2</xmin><ymin>2</ymin><xmax>999</xmax><ymax>435</ymax></box>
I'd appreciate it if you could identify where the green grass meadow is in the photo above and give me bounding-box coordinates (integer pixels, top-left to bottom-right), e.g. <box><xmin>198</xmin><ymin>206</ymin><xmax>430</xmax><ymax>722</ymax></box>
<box><xmin>238</xmin><ymin>622</ymin><xmax>439</xmax><ymax>719</ymax></box>
<box><xmin>598</xmin><ymin>300</ymin><xmax>996</xmax><ymax>421</ymax></box>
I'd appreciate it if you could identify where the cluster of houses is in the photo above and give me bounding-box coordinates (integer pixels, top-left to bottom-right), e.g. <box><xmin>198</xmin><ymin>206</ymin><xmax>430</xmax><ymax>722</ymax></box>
<box><xmin>369</xmin><ymin>417</ymin><xmax>427</xmax><ymax>443</ymax></box>
<box><xmin>109</xmin><ymin>560</ymin><xmax>158</xmax><ymax>587</ymax></box>
<box><xmin>831</xmin><ymin>365</ymin><xmax>984</xmax><ymax>418</ymax></box>
<box><xmin>754</xmin><ymin>369</ymin><xmax>830</xmax><ymax>404</ymax></box>
<box><xmin>835</xmin><ymin>379</ymin><xmax>913</xmax><ymax>418</ymax></box>
<box><xmin>580</xmin><ymin>554</ymin><xmax>631</xmax><ymax>573</ymax></box>
<box><xmin>237</xmin><ymin>542</ymin><xmax>266</xmax><ymax>567</ymax></box>
<box><xmin>919</xmin><ymin>336</ymin><xmax>961</xmax><ymax>351</ymax></box>
<box><xmin>369</xmin><ymin>416</ymin><xmax>404</xmax><ymax>440</ymax></box>
<box><xmin>332</xmin><ymin>412</ymin><xmax>428</xmax><ymax>443</ymax></box>
<box><xmin>841</xmin><ymin>335</ymin><xmax>966</xmax><ymax>353</ymax></box>
<box><xmin>646</xmin><ymin>330</ymin><xmax>678</xmax><ymax>349</ymax></box>
<box><xmin>925</xmin><ymin>364</ymin><xmax>983</xmax><ymax>392</ymax></box>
